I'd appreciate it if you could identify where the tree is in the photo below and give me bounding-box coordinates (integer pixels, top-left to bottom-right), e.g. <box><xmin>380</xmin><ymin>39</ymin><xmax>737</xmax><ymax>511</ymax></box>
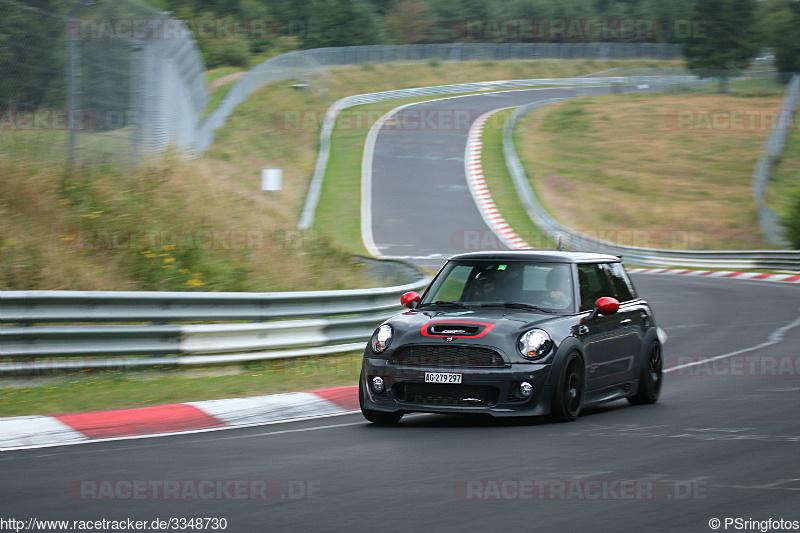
<box><xmin>758</xmin><ymin>0</ymin><xmax>800</xmax><ymax>81</ymax></box>
<box><xmin>306</xmin><ymin>0</ymin><xmax>387</xmax><ymax>48</ymax></box>
<box><xmin>0</xmin><ymin>1</ymin><xmax>66</xmax><ymax>110</ymax></box>
<box><xmin>387</xmin><ymin>0</ymin><xmax>432</xmax><ymax>43</ymax></box>
<box><xmin>682</xmin><ymin>0</ymin><xmax>759</xmax><ymax>92</ymax></box>
<box><xmin>782</xmin><ymin>192</ymin><xmax>800</xmax><ymax>249</ymax></box>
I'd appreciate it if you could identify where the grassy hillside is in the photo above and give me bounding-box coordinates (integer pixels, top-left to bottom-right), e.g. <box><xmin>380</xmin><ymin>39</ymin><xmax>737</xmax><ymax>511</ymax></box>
<box><xmin>514</xmin><ymin>83</ymin><xmax>786</xmax><ymax>250</ymax></box>
<box><xmin>0</xmin><ymin>154</ymin><xmax>370</xmax><ymax>291</ymax></box>
<box><xmin>2</xmin><ymin>59</ymin><xmax>679</xmax><ymax>290</ymax></box>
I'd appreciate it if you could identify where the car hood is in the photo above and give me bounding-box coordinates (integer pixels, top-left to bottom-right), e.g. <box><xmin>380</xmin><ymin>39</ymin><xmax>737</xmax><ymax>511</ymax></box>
<box><xmin>385</xmin><ymin>307</ymin><xmax>559</xmax><ymax>339</ymax></box>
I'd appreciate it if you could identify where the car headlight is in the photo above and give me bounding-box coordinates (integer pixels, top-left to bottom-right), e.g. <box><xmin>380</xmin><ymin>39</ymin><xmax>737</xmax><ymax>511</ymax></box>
<box><xmin>518</xmin><ymin>329</ymin><xmax>552</xmax><ymax>360</ymax></box>
<box><xmin>369</xmin><ymin>324</ymin><xmax>393</xmax><ymax>354</ymax></box>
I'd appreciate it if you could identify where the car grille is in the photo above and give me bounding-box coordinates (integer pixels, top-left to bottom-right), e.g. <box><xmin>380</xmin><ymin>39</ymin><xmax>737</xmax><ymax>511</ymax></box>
<box><xmin>390</xmin><ymin>346</ymin><xmax>507</xmax><ymax>368</ymax></box>
<box><xmin>396</xmin><ymin>383</ymin><xmax>499</xmax><ymax>407</ymax></box>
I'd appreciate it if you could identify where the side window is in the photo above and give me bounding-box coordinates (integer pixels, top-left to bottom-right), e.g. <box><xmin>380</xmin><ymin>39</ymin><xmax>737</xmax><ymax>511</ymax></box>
<box><xmin>577</xmin><ymin>263</ymin><xmax>615</xmax><ymax>311</ymax></box>
<box><xmin>606</xmin><ymin>262</ymin><xmax>637</xmax><ymax>302</ymax></box>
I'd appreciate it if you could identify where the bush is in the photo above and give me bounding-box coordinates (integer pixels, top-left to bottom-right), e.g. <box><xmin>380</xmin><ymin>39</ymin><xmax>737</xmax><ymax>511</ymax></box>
<box><xmin>199</xmin><ymin>39</ymin><xmax>251</xmax><ymax>69</ymax></box>
<box><xmin>782</xmin><ymin>191</ymin><xmax>800</xmax><ymax>248</ymax></box>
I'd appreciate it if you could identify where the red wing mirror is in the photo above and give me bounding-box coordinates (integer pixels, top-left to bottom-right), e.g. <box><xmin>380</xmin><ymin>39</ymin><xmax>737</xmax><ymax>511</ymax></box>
<box><xmin>401</xmin><ymin>291</ymin><xmax>420</xmax><ymax>309</ymax></box>
<box><xmin>595</xmin><ymin>296</ymin><xmax>620</xmax><ymax>316</ymax></box>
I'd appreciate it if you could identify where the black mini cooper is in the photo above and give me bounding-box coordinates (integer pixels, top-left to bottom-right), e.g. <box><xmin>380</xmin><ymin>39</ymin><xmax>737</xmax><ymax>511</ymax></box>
<box><xmin>359</xmin><ymin>251</ymin><xmax>663</xmax><ymax>424</ymax></box>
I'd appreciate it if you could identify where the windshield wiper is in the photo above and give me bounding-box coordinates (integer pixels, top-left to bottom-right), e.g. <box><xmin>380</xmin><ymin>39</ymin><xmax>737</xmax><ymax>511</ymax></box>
<box><xmin>418</xmin><ymin>300</ymin><xmax>470</xmax><ymax>309</ymax></box>
<box><xmin>479</xmin><ymin>302</ymin><xmax>556</xmax><ymax>313</ymax></box>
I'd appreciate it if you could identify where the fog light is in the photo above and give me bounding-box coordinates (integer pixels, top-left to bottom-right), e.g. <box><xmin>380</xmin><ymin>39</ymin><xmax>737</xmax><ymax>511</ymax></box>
<box><xmin>372</xmin><ymin>376</ymin><xmax>385</xmax><ymax>393</ymax></box>
<box><xmin>519</xmin><ymin>381</ymin><xmax>533</xmax><ymax>398</ymax></box>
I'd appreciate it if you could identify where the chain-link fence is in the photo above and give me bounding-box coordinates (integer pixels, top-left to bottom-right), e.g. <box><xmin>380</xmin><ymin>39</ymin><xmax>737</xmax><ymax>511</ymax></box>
<box><xmin>0</xmin><ymin>0</ymin><xmax>206</xmax><ymax>168</ymax></box>
<box><xmin>1</xmin><ymin>7</ymin><xmax>684</xmax><ymax>167</ymax></box>
<box><xmin>195</xmin><ymin>42</ymin><xmax>683</xmax><ymax>154</ymax></box>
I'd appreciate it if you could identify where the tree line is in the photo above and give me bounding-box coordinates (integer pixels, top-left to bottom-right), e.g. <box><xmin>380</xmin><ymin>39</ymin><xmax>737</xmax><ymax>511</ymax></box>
<box><xmin>136</xmin><ymin>0</ymin><xmax>800</xmax><ymax>74</ymax></box>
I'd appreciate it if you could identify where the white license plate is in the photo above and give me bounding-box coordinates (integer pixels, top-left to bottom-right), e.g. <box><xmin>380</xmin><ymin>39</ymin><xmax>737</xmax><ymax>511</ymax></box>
<box><xmin>424</xmin><ymin>372</ymin><xmax>462</xmax><ymax>384</ymax></box>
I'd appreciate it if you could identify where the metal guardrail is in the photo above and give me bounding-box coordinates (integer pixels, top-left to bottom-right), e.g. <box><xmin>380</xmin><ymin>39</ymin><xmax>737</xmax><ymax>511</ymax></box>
<box><xmin>1</xmin><ymin>280</ymin><xmax>425</xmax><ymax>324</ymax></box>
<box><xmin>502</xmin><ymin>100</ymin><xmax>800</xmax><ymax>271</ymax></box>
<box><xmin>0</xmin><ymin>278</ymin><xmax>428</xmax><ymax>371</ymax></box>
<box><xmin>753</xmin><ymin>73</ymin><xmax>800</xmax><ymax>246</ymax></box>
<box><xmin>298</xmin><ymin>74</ymin><xmax>700</xmax><ymax>230</ymax></box>
<box><xmin>196</xmin><ymin>43</ymin><xmax>683</xmax><ymax>157</ymax></box>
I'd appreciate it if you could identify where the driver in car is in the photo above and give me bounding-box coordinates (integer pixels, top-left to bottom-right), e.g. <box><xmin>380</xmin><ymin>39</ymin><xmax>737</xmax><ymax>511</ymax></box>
<box><xmin>542</xmin><ymin>266</ymin><xmax>571</xmax><ymax>309</ymax></box>
<box><xmin>475</xmin><ymin>269</ymin><xmax>501</xmax><ymax>300</ymax></box>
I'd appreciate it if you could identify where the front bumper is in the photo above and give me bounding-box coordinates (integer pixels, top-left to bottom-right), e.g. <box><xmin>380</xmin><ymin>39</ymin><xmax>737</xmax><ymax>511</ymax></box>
<box><xmin>361</xmin><ymin>357</ymin><xmax>555</xmax><ymax>417</ymax></box>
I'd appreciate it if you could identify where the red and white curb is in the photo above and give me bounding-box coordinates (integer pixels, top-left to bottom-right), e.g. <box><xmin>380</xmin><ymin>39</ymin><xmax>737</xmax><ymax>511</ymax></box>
<box><xmin>464</xmin><ymin>109</ymin><xmax>531</xmax><ymax>250</ymax></box>
<box><xmin>0</xmin><ymin>386</ymin><xmax>359</xmax><ymax>451</ymax></box>
<box><xmin>627</xmin><ymin>268</ymin><xmax>800</xmax><ymax>283</ymax></box>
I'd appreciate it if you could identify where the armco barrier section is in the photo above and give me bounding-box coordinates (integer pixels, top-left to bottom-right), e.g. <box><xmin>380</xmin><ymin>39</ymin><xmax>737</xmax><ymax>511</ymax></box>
<box><xmin>0</xmin><ymin>277</ymin><xmax>428</xmax><ymax>372</ymax></box>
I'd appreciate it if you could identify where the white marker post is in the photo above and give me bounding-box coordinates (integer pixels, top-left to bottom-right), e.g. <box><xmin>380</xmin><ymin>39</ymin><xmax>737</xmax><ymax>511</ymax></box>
<box><xmin>261</xmin><ymin>168</ymin><xmax>282</xmax><ymax>192</ymax></box>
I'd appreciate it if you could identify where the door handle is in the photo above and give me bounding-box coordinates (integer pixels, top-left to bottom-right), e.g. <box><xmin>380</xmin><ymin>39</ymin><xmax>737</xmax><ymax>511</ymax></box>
<box><xmin>619</xmin><ymin>318</ymin><xmax>632</xmax><ymax>325</ymax></box>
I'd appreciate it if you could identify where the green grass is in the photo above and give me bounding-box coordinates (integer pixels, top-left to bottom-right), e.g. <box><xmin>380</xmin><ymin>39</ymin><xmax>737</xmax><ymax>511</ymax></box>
<box><xmin>478</xmin><ymin>107</ymin><xmax>555</xmax><ymax>249</ymax></box>
<box><xmin>0</xmin><ymin>126</ymin><xmax>132</xmax><ymax>168</ymax></box>
<box><xmin>203</xmin><ymin>78</ymin><xmax>239</xmax><ymax>119</ymax></box>
<box><xmin>767</xmin><ymin>125</ymin><xmax>800</xmax><ymax>217</ymax></box>
<box><xmin>202</xmin><ymin>67</ymin><xmax>249</xmax><ymax>118</ymax></box>
<box><xmin>514</xmin><ymin>91</ymin><xmax>784</xmax><ymax>250</ymax></box>
<box><xmin>539</xmin><ymin>101</ymin><xmax>591</xmax><ymax>132</ymax></box>
<box><xmin>205</xmin><ymin>66</ymin><xmax>246</xmax><ymax>85</ymax></box>
<box><xmin>312</xmin><ymin>107</ymin><xmax>375</xmax><ymax>256</ymax></box>
<box><xmin>0</xmin><ymin>352</ymin><xmax>362</xmax><ymax>417</ymax></box>
<box><xmin>683</xmin><ymin>77</ymin><xmax>787</xmax><ymax>97</ymax></box>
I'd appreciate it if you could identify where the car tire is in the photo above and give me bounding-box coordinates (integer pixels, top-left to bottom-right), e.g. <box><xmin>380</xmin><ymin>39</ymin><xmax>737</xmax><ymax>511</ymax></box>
<box><xmin>628</xmin><ymin>340</ymin><xmax>663</xmax><ymax>405</ymax></box>
<box><xmin>549</xmin><ymin>352</ymin><xmax>585</xmax><ymax>422</ymax></box>
<box><xmin>359</xmin><ymin>378</ymin><xmax>403</xmax><ymax>425</ymax></box>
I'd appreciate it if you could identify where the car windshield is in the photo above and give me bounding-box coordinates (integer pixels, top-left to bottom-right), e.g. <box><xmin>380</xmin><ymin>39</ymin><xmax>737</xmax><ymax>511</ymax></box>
<box><xmin>419</xmin><ymin>260</ymin><xmax>575</xmax><ymax>313</ymax></box>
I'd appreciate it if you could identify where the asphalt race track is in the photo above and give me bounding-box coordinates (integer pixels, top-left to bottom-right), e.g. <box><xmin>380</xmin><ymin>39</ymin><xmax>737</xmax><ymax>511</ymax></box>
<box><xmin>367</xmin><ymin>84</ymin><xmax>670</xmax><ymax>270</ymax></box>
<box><xmin>2</xmin><ymin>88</ymin><xmax>799</xmax><ymax>532</ymax></box>
<box><xmin>2</xmin><ymin>276</ymin><xmax>799</xmax><ymax>532</ymax></box>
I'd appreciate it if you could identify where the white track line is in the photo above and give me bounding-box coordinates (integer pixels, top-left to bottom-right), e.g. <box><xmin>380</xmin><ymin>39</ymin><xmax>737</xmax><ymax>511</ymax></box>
<box><xmin>664</xmin><ymin>313</ymin><xmax>800</xmax><ymax>373</ymax></box>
